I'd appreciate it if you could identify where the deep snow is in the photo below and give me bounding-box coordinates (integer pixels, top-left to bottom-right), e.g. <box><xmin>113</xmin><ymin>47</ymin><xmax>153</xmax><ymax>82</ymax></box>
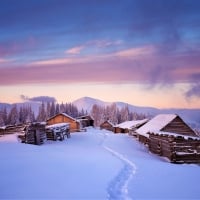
<box><xmin>0</xmin><ymin>128</ymin><xmax>200</xmax><ymax>199</ymax></box>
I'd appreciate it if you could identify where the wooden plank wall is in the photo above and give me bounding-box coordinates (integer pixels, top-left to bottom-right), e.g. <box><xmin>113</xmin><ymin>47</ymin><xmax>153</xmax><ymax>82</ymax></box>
<box><xmin>162</xmin><ymin>116</ymin><xmax>196</xmax><ymax>137</ymax></box>
<box><xmin>149</xmin><ymin>133</ymin><xmax>200</xmax><ymax>163</ymax></box>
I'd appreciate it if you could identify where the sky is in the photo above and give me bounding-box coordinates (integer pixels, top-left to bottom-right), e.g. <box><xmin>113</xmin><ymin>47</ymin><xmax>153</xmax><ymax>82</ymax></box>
<box><xmin>0</xmin><ymin>0</ymin><xmax>200</xmax><ymax>108</ymax></box>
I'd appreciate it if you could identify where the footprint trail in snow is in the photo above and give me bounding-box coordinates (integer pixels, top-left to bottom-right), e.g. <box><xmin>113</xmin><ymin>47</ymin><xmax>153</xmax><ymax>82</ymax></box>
<box><xmin>101</xmin><ymin>132</ymin><xmax>137</xmax><ymax>200</ymax></box>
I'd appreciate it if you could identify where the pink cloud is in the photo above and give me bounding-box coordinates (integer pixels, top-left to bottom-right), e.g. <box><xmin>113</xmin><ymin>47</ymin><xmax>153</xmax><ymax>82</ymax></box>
<box><xmin>0</xmin><ymin>45</ymin><xmax>199</xmax><ymax>88</ymax></box>
<box><xmin>65</xmin><ymin>46</ymin><xmax>85</xmax><ymax>55</ymax></box>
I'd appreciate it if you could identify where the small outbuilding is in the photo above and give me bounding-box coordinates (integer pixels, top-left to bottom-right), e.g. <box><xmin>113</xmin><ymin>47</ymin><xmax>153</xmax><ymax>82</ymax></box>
<box><xmin>47</xmin><ymin>113</ymin><xmax>80</xmax><ymax>132</ymax></box>
<box><xmin>114</xmin><ymin>119</ymin><xmax>148</xmax><ymax>134</ymax></box>
<box><xmin>100</xmin><ymin>120</ymin><xmax>115</xmax><ymax>132</ymax></box>
<box><xmin>76</xmin><ymin>115</ymin><xmax>94</xmax><ymax>128</ymax></box>
<box><xmin>21</xmin><ymin>122</ymin><xmax>46</xmax><ymax>145</ymax></box>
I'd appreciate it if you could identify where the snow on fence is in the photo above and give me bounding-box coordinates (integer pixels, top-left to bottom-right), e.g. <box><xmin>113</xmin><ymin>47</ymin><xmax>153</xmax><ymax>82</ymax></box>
<box><xmin>149</xmin><ymin>132</ymin><xmax>200</xmax><ymax>163</ymax></box>
<box><xmin>45</xmin><ymin>123</ymin><xmax>70</xmax><ymax>141</ymax></box>
<box><xmin>0</xmin><ymin>124</ymin><xmax>26</xmax><ymax>135</ymax></box>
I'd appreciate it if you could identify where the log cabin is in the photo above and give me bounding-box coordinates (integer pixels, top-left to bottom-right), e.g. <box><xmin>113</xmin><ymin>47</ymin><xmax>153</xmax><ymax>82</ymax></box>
<box><xmin>46</xmin><ymin>113</ymin><xmax>80</xmax><ymax>132</ymax></box>
<box><xmin>100</xmin><ymin>120</ymin><xmax>115</xmax><ymax>132</ymax></box>
<box><xmin>76</xmin><ymin>115</ymin><xmax>94</xmax><ymax>128</ymax></box>
<box><xmin>136</xmin><ymin>114</ymin><xmax>200</xmax><ymax>163</ymax></box>
<box><xmin>136</xmin><ymin>114</ymin><xmax>198</xmax><ymax>144</ymax></box>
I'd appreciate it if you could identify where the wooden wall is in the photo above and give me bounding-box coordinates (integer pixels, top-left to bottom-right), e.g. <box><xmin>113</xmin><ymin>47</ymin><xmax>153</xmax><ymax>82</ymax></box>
<box><xmin>161</xmin><ymin>116</ymin><xmax>196</xmax><ymax>137</ymax></box>
<box><xmin>114</xmin><ymin>127</ymin><xmax>129</xmax><ymax>134</ymax></box>
<box><xmin>149</xmin><ymin>133</ymin><xmax>200</xmax><ymax>163</ymax></box>
<box><xmin>47</xmin><ymin>114</ymin><xmax>80</xmax><ymax>132</ymax></box>
<box><xmin>100</xmin><ymin>121</ymin><xmax>114</xmax><ymax>132</ymax></box>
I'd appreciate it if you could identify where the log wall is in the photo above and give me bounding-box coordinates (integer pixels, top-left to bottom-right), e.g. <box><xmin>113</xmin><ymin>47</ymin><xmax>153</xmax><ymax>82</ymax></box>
<box><xmin>47</xmin><ymin>114</ymin><xmax>80</xmax><ymax>132</ymax></box>
<box><xmin>149</xmin><ymin>133</ymin><xmax>200</xmax><ymax>163</ymax></box>
<box><xmin>162</xmin><ymin>116</ymin><xmax>196</xmax><ymax>137</ymax></box>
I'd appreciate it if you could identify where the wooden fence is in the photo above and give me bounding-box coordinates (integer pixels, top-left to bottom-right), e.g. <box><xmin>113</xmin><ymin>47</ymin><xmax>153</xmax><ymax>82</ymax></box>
<box><xmin>149</xmin><ymin>133</ymin><xmax>200</xmax><ymax>163</ymax></box>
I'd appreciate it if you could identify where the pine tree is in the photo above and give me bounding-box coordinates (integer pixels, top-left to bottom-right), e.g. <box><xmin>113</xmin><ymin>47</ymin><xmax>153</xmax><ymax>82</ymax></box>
<box><xmin>37</xmin><ymin>103</ymin><xmax>46</xmax><ymax>122</ymax></box>
<box><xmin>50</xmin><ymin>102</ymin><xmax>56</xmax><ymax>117</ymax></box>
<box><xmin>55</xmin><ymin>103</ymin><xmax>60</xmax><ymax>115</ymax></box>
<box><xmin>8</xmin><ymin>104</ymin><xmax>19</xmax><ymax>125</ymax></box>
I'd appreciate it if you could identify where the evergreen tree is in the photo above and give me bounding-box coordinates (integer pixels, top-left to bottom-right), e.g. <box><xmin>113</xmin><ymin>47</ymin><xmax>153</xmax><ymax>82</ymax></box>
<box><xmin>60</xmin><ymin>102</ymin><xmax>65</xmax><ymax>113</ymax></box>
<box><xmin>46</xmin><ymin>102</ymin><xmax>51</xmax><ymax>119</ymax></box>
<box><xmin>55</xmin><ymin>103</ymin><xmax>60</xmax><ymax>115</ymax></box>
<box><xmin>8</xmin><ymin>104</ymin><xmax>19</xmax><ymax>125</ymax></box>
<box><xmin>37</xmin><ymin>102</ymin><xmax>46</xmax><ymax>122</ymax></box>
<box><xmin>50</xmin><ymin>101</ymin><xmax>56</xmax><ymax>117</ymax></box>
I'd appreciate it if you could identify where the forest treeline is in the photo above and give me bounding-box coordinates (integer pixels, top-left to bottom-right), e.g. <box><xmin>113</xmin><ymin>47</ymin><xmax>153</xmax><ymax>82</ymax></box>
<box><xmin>0</xmin><ymin>102</ymin><xmax>147</xmax><ymax>127</ymax></box>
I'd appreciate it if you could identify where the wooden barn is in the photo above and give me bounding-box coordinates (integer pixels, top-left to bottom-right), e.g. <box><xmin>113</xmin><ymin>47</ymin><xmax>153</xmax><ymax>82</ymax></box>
<box><xmin>100</xmin><ymin>120</ymin><xmax>115</xmax><ymax>132</ymax></box>
<box><xmin>114</xmin><ymin>119</ymin><xmax>148</xmax><ymax>134</ymax></box>
<box><xmin>46</xmin><ymin>113</ymin><xmax>80</xmax><ymax>132</ymax></box>
<box><xmin>136</xmin><ymin>114</ymin><xmax>200</xmax><ymax>163</ymax></box>
<box><xmin>76</xmin><ymin>115</ymin><xmax>94</xmax><ymax>128</ymax></box>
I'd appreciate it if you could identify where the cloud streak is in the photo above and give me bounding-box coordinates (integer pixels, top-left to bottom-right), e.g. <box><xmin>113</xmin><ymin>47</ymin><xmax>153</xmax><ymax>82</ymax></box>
<box><xmin>20</xmin><ymin>95</ymin><xmax>56</xmax><ymax>103</ymax></box>
<box><xmin>0</xmin><ymin>44</ymin><xmax>199</xmax><ymax>87</ymax></box>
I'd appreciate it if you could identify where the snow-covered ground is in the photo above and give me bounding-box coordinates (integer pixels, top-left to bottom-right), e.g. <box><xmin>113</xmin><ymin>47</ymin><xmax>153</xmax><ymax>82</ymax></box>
<box><xmin>0</xmin><ymin>128</ymin><xmax>200</xmax><ymax>199</ymax></box>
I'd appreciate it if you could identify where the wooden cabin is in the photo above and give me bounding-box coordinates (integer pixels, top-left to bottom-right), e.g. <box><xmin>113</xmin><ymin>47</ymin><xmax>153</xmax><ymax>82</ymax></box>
<box><xmin>76</xmin><ymin>115</ymin><xmax>94</xmax><ymax>128</ymax></box>
<box><xmin>136</xmin><ymin>114</ymin><xmax>200</xmax><ymax>163</ymax></box>
<box><xmin>100</xmin><ymin>120</ymin><xmax>115</xmax><ymax>132</ymax></box>
<box><xmin>46</xmin><ymin>113</ymin><xmax>80</xmax><ymax>132</ymax></box>
<box><xmin>136</xmin><ymin>114</ymin><xmax>197</xmax><ymax>144</ymax></box>
<box><xmin>114</xmin><ymin>119</ymin><xmax>148</xmax><ymax>134</ymax></box>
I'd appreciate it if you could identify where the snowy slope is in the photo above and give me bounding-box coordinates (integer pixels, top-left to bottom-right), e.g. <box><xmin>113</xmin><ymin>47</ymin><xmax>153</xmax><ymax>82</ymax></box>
<box><xmin>0</xmin><ymin>128</ymin><xmax>200</xmax><ymax>199</ymax></box>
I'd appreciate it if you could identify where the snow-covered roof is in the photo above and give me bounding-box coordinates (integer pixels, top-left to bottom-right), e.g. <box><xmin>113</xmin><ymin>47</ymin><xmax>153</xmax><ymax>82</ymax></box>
<box><xmin>47</xmin><ymin>113</ymin><xmax>77</xmax><ymax>122</ymax></box>
<box><xmin>0</xmin><ymin>126</ymin><xmax>6</xmax><ymax>130</ymax></box>
<box><xmin>46</xmin><ymin>123</ymin><xmax>70</xmax><ymax>129</ymax></box>
<box><xmin>76</xmin><ymin>115</ymin><xmax>94</xmax><ymax>120</ymax></box>
<box><xmin>151</xmin><ymin>131</ymin><xmax>200</xmax><ymax>141</ymax></box>
<box><xmin>115</xmin><ymin>119</ymin><xmax>148</xmax><ymax>129</ymax></box>
<box><xmin>102</xmin><ymin>120</ymin><xmax>115</xmax><ymax>127</ymax></box>
<box><xmin>136</xmin><ymin>114</ymin><xmax>178</xmax><ymax>137</ymax></box>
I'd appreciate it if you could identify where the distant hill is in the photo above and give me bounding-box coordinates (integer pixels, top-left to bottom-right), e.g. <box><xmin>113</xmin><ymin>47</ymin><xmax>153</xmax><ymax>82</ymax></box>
<box><xmin>73</xmin><ymin>97</ymin><xmax>200</xmax><ymax>128</ymax></box>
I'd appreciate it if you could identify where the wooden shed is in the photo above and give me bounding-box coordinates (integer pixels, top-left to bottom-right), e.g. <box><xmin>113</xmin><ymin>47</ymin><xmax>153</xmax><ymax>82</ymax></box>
<box><xmin>76</xmin><ymin>115</ymin><xmax>94</xmax><ymax>128</ymax></box>
<box><xmin>19</xmin><ymin>122</ymin><xmax>47</xmax><ymax>145</ymax></box>
<box><xmin>114</xmin><ymin>119</ymin><xmax>148</xmax><ymax>134</ymax></box>
<box><xmin>136</xmin><ymin>114</ymin><xmax>200</xmax><ymax>163</ymax></box>
<box><xmin>47</xmin><ymin>113</ymin><xmax>80</xmax><ymax>132</ymax></box>
<box><xmin>136</xmin><ymin>114</ymin><xmax>197</xmax><ymax>144</ymax></box>
<box><xmin>100</xmin><ymin>120</ymin><xmax>115</xmax><ymax>132</ymax></box>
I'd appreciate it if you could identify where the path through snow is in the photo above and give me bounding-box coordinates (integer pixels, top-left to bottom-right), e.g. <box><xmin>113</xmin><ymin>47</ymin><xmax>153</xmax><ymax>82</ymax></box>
<box><xmin>100</xmin><ymin>132</ymin><xmax>137</xmax><ymax>200</ymax></box>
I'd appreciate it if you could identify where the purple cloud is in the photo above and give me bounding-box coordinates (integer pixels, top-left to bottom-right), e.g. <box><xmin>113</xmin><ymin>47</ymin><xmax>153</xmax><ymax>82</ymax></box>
<box><xmin>20</xmin><ymin>95</ymin><xmax>56</xmax><ymax>103</ymax></box>
<box><xmin>0</xmin><ymin>44</ymin><xmax>199</xmax><ymax>87</ymax></box>
<box><xmin>185</xmin><ymin>83</ymin><xmax>200</xmax><ymax>98</ymax></box>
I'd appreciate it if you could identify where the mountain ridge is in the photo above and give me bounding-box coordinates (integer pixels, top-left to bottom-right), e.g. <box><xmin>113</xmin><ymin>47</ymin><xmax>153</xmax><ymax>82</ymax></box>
<box><xmin>72</xmin><ymin>96</ymin><xmax>200</xmax><ymax>128</ymax></box>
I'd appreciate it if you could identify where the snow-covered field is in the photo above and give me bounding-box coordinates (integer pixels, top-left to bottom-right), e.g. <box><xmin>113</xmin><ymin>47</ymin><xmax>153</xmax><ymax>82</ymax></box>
<box><xmin>0</xmin><ymin>128</ymin><xmax>200</xmax><ymax>199</ymax></box>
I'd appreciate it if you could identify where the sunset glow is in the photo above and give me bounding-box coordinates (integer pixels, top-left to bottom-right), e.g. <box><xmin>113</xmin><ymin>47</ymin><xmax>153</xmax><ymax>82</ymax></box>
<box><xmin>0</xmin><ymin>0</ymin><xmax>200</xmax><ymax>108</ymax></box>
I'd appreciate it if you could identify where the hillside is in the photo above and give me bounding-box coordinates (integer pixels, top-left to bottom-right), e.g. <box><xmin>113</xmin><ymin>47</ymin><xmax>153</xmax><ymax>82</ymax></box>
<box><xmin>73</xmin><ymin>97</ymin><xmax>200</xmax><ymax>128</ymax></box>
